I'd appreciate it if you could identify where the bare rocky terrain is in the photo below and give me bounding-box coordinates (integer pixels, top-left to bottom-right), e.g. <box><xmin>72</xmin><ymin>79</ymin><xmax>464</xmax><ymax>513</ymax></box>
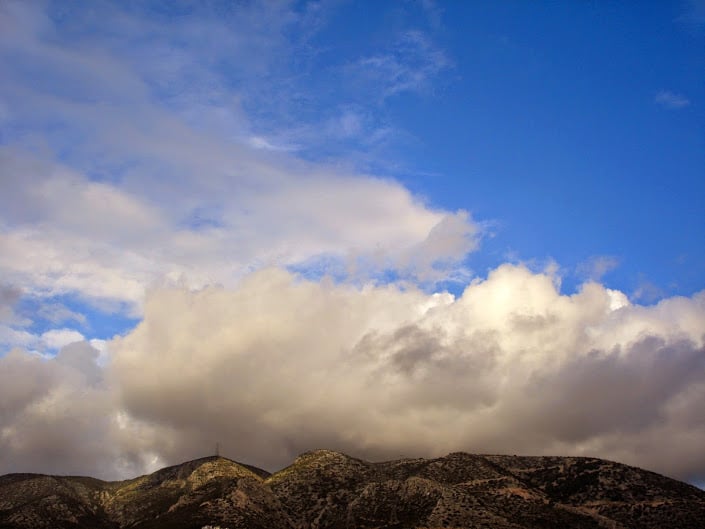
<box><xmin>1</xmin><ymin>450</ymin><xmax>703</xmax><ymax>529</ymax></box>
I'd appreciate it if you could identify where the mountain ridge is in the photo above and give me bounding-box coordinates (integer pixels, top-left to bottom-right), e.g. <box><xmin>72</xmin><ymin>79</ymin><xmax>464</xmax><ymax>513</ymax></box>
<box><xmin>1</xmin><ymin>450</ymin><xmax>703</xmax><ymax>528</ymax></box>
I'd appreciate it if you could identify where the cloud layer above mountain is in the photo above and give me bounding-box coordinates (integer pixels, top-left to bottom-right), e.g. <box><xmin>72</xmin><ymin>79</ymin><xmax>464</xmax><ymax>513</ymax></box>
<box><xmin>2</xmin><ymin>266</ymin><xmax>703</xmax><ymax>484</ymax></box>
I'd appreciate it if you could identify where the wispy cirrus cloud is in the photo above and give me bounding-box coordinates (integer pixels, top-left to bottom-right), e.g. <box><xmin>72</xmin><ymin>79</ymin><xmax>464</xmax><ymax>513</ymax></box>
<box><xmin>655</xmin><ymin>90</ymin><xmax>691</xmax><ymax>109</ymax></box>
<box><xmin>350</xmin><ymin>30</ymin><xmax>452</xmax><ymax>99</ymax></box>
<box><xmin>419</xmin><ymin>0</ymin><xmax>444</xmax><ymax>30</ymax></box>
<box><xmin>676</xmin><ymin>0</ymin><xmax>705</xmax><ymax>26</ymax></box>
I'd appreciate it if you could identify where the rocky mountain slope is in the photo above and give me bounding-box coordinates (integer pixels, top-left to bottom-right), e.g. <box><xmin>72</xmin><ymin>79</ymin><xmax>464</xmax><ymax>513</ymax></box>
<box><xmin>1</xmin><ymin>450</ymin><xmax>703</xmax><ymax>529</ymax></box>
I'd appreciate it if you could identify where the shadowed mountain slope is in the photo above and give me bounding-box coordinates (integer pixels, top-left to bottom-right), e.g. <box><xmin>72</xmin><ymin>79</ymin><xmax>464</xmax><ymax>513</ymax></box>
<box><xmin>1</xmin><ymin>451</ymin><xmax>703</xmax><ymax>529</ymax></box>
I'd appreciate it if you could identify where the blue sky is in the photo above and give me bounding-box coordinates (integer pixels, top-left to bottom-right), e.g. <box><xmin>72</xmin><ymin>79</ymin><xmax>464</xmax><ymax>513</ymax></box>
<box><xmin>1</xmin><ymin>0</ymin><xmax>702</xmax><ymax>346</ymax></box>
<box><xmin>1</xmin><ymin>1</ymin><xmax>704</xmax><ymax>486</ymax></box>
<box><xmin>303</xmin><ymin>0</ymin><xmax>705</xmax><ymax>298</ymax></box>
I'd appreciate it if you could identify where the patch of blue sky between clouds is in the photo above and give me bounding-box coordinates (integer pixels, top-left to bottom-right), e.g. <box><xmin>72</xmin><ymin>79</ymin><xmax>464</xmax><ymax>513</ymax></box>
<box><xmin>18</xmin><ymin>294</ymin><xmax>139</xmax><ymax>341</ymax></box>
<box><xmin>1</xmin><ymin>292</ymin><xmax>139</xmax><ymax>357</ymax></box>
<box><xmin>179</xmin><ymin>206</ymin><xmax>226</xmax><ymax>232</ymax></box>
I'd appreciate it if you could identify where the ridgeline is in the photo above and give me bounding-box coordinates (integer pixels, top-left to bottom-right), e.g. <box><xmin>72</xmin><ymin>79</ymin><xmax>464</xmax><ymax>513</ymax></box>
<box><xmin>1</xmin><ymin>450</ymin><xmax>703</xmax><ymax>528</ymax></box>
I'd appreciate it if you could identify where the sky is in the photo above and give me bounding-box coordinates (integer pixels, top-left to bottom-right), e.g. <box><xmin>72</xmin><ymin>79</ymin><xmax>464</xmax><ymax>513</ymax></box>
<box><xmin>0</xmin><ymin>0</ymin><xmax>704</xmax><ymax>487</ymax></box>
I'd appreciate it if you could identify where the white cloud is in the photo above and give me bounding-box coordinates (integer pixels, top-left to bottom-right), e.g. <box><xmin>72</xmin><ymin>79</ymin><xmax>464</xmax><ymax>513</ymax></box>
<box><xmin>632</xmin><ymin>280</ymin><xmax>666</xmax><ymax>303</ymax></box>
<box><xmin>334</xmin><ymin>109</ymin><xmax>366</xmax><ymax>139</ymax></box>
<box><xmin>0</xmin><ymin>2</ymin><xmax>473</xmax><ymax>319</ymax></box>
<box><xmin>36</xmin><ymin>302</ymin><xmax>87</xmax><ymax>326</ymax></box>
<box><xmin>0</xmin><ymin>325</ymin><xmax>86</xmax><ymax>354</ymax></box>
<box><xmin>576</xmin><ymin>255</ymin><xmax>620</xmax><ymax>281</ymax></box>
<box><xmin>0</xmin><ymin>325</ymin><xmax>37</xmax><ymax>350</ymax></box>
<box><xmin>398</xmin><ymin>210</ymin><xmax>480</xmax><ymax>283</ymax></box>
<box><xmin>107</xmin><ymin>267</ymin><xmax>704</xmax><ymax>482</ymax></box>
<box><xmin>0</xmin><ymin>266</ymin><xmax>703</xmax><ymax>483</ymax></box>
<box><xmin>40</xmin><ymin>328</ymin><xmax>86</xmax><ymax>350</ymax></box>
<box><xmin>655</xmin><ymin>90</ymin><xmax>690</xmax><ymax>109</ymax></box>
<box><xmin>247</xmin><ymin>135</ymin><xmax>296</xmax><ymax>151</ymax></box>
<box><xmin>1</xmin><ymin>145</ymin><xmax>477</xmax><ymax>316</ymax></box>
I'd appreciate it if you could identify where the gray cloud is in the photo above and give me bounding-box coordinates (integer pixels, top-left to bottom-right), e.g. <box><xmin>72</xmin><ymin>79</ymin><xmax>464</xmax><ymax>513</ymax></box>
<box><xmin>0</xmin><ymin>284</ymin><xmax>21</xmax><ymax>306</ymax></box>
<box><xmin>0</xmin><ymin>345</ymin><xmax>124</xmax><ymax>479</ymax></box>
<box><xmin>524</xmin><ymin>336</ymin><xmax>704</xmax><ymax>438</ymax></box>
<box><xmin>0</xmin><ymin>284</ymin><xmax>22</xmax><ymax>324</ymax></box>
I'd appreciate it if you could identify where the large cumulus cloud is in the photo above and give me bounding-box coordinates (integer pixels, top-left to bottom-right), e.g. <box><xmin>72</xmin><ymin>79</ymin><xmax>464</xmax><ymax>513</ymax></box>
<box><xmin>3</xmin><ymin>264</ymin><xmax>703</xmax><ymax>484</ymax></box>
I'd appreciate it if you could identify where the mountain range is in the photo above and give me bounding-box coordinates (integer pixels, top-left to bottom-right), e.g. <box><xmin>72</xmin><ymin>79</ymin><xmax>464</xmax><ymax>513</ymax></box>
<box><xmin>1</xmin><ymin>450</ymin><xmax>703</xmax><ymax>529</ymax></box>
